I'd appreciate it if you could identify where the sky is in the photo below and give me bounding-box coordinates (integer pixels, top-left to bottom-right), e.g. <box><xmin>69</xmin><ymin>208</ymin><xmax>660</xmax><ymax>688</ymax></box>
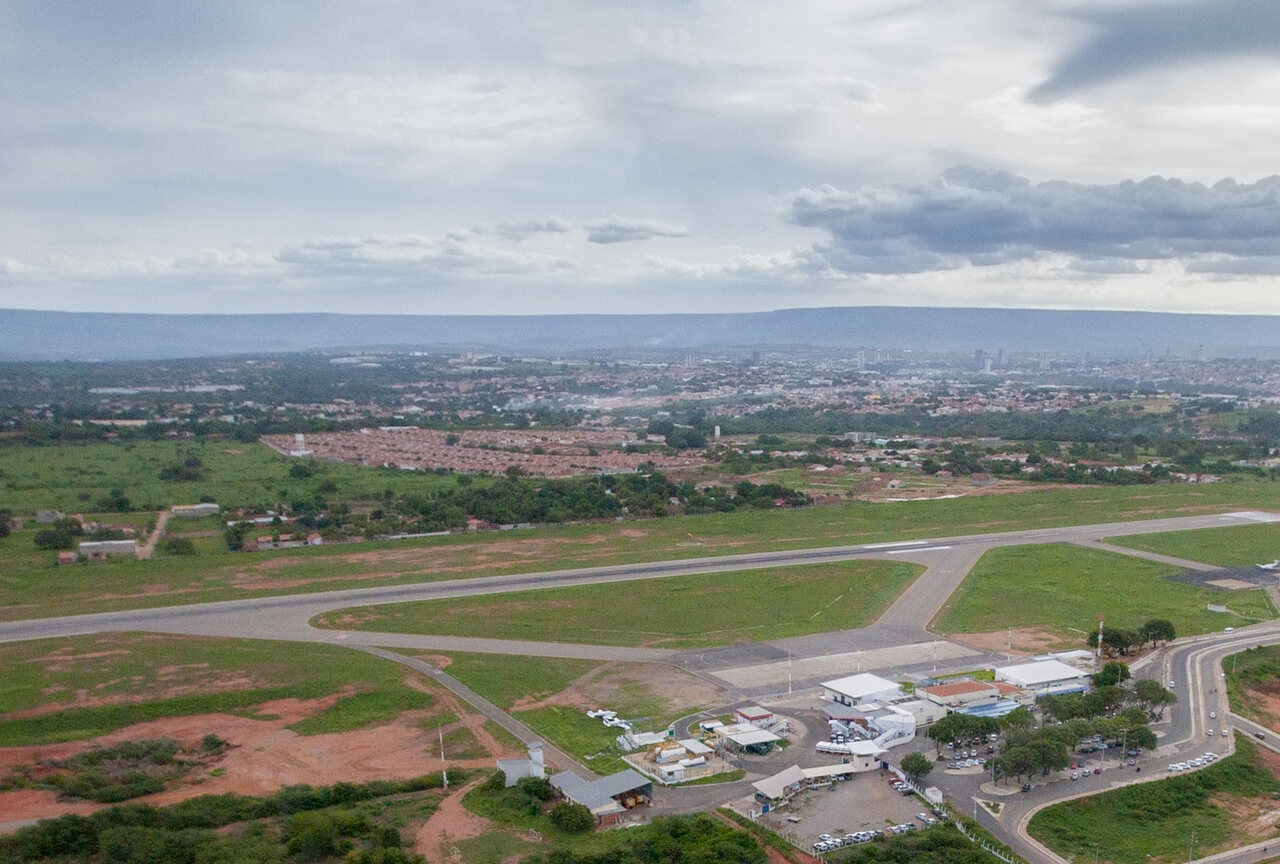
<box><xmin>4</xmin><ymin>0</ymin><xmax>1280</xmax><ymax>316</ymax></box>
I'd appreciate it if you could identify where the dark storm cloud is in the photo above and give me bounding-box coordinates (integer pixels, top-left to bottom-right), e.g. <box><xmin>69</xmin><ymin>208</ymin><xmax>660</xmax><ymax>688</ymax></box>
<box><xmin>790</xmin><ymin>167</ymin><xmax>1280</xmax><ymax>274</ymax></box>
<box><xmin>1030</xmin><ymin>0</ymin><xmax>1280</xmax><ymax>102</ymax></box>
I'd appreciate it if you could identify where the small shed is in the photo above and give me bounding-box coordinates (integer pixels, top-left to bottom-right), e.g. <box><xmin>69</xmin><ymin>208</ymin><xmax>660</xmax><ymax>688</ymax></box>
<box><xmin>734</xmin><ymin>705</ymin><xmax>774</xmax><ymax>727</ymax></box>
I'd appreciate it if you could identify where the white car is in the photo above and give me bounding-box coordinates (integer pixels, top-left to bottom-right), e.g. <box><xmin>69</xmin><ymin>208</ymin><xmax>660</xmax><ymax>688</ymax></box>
<box><xmin>1222</xmin><ymin>729</ymin><xmax>1229</xmax><ymax>737</ymax></box>
<box><xmin>1169</xmin><ymin>764</ymin><xmax>1183</xmax><ymax>771</ymax></box>
<box><xmin>1210</xmin><ymin>711</ymin><xmax>1217</xmax><ymax>719</ymax></box>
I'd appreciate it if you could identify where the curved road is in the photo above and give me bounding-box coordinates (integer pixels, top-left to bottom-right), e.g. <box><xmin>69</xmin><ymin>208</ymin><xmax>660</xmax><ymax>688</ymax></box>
<box><xmin>4</xmin><ymin>508</ymin><xmax>1279</xmax><ymax>859</ymax></box>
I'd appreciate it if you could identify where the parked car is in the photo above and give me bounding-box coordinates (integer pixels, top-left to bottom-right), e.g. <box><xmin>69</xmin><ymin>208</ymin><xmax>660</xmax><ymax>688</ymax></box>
<box><xmin>1070</xmin><ymin>771</ymin><xmax>1079</xmax><ymax>780</ymax></box>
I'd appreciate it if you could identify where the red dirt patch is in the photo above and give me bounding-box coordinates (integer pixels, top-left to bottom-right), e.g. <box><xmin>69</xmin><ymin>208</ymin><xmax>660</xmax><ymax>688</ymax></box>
<box><xmin>0</xmin><ymin>684</ymin><xmax>499</xmax><ymax>831</ymax></box>
<box><xmin>948</xmin><ymin>626</ymin><xmax>1074</xmax><ymax>655</ymax></box>
<box><xmin>414</xmin><ymin>778</ymin><xmax>493</xmax><ymax>863</ymax></box>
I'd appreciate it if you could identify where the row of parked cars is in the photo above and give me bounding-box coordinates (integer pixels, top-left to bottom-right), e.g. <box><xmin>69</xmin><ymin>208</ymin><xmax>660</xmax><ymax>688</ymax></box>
<box><xmin>947</xmin><ymin>757</ymin><xmax>988</xmax><ymax>769</ymax></box>
<box><xmin>1169</xmin><ymin>752</ymin><xmax>1219</xmax><ymax>771</ymax></box>
<box><xmin>811</xmin><ymin>810</ymin><xmax>945</xmax><ymax>852</ymax></box>
<box><xmin>813</xmin><ymin>830</ymin><xmax>885</xmax><ymax>852</ymax></box>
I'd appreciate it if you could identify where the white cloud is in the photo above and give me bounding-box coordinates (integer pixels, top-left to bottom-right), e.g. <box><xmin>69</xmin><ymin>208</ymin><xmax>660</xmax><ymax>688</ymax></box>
<box><xmin>583</xmin><ymin>217</ymin><xmax>689</xmax><ymax>244</ymax></box>
<box><xmin>4</xmin><ymin>1</ymin><xmax>1280</xmax><ymax>315</ymax></box>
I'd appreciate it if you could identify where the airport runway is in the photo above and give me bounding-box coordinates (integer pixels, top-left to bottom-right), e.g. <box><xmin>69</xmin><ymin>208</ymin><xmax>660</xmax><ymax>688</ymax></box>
<box><xmin>6</xmin><ymin>509</ymin><xmax>1280</xmax><ymax>858</ymax></box>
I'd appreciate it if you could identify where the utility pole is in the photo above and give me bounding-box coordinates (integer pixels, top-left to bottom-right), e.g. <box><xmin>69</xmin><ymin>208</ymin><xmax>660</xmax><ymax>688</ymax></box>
<box><xmin>1187</xmin><ymin>830</ymin><xmax>1195</xmax><ymax>863</ymax></box>
<box><xmin>440</xmin><ymin>727</ymin><xmax>448</xmax><ymax>789</ymax></box>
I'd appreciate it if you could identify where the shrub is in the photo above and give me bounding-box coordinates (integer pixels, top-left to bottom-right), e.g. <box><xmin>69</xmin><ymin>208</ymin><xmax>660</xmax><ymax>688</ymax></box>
<box><xmin>548</xmin><ymin>801</ymin><xmax>594</xmax><ymax>833</ymax></box>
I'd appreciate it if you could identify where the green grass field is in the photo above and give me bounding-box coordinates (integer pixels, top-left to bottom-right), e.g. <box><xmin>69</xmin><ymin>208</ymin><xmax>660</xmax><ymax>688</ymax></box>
<box><xmin>2</xmin><ymin>469</ymin><xmax>1277</xmax><ymax>621</ymax></box>
<box><xmin>1108</xmin><ymin>522</ymin><xmax>1280</xmax><ymax>567</ymax></box>
<box><xmin>0</xmin><ymin>438</ymin><xmax>466</xmax><ymax>514</ymax></box>
<box><xmin>937</xmin><ymin>544</ymin><xmax>1275</xmax><ymax>642</ymax></box>
<box><xmin>0</xmin><ymin>632</ymin><xmax>441</xmax><ymax>746</ymax></box>
<box><xmin>1224</xmin><ymin>645</ymin><xmax>1280</xmax><ymax>731</ymax></box>
<box><xmin>317</xmin><ymin>560</ymin><xmax>921</xmax><ymax>648</ymax></box>
<box><xmin>420</xmin><ymin>652</ymin><xmax>709</xmax><ymax>774</ymax></box>
<box><xmin>432</xmin><ymin>653</ymin><xmax>603</xmax><ymax>711</ymax></box>
<box><xmin>1028</xmin><ymin>736</ymin><xmax>1280</xmax><ymax>864</ymax></box>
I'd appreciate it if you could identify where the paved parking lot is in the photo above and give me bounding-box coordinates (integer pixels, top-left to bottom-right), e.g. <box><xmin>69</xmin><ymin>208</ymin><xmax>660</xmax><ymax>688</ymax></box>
<box><xmin>759</xmin><ymin>771</ymin><xmax>929</xmax><ymax>847</ymax></box>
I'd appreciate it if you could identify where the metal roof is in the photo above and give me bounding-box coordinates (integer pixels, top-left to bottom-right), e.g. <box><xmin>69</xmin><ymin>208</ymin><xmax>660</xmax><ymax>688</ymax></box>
<box><xmin>997</xmin><ymin>659</ymin><xmax>1088</xmax><ymax>686</ymax></box>
<box><xmin>753</xmin><ymin>765</ymin><xmax>806</xmax><ymax>799</ymax></box>
<box><xmin>821</xmin><ymin>673</ymin><xmax>900</xmax><ymax>700</ymax></box>
<box><xmin>549</xmin><ymin>769</ymin><xmax>650</xmax><ymax>812</ymax></box>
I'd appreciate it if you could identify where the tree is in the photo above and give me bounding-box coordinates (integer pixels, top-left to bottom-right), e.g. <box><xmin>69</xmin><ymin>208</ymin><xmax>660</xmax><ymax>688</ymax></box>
<box><xmin>999</xmin><ymin>707</ymin><xmax>1035</xmax><ymax>733</ymax></box>
<box><xmin>548</xmin><ymin>801</ymin><xmax>594</xmax><ymax>833</ymax></box>
<box><xmin>1133</xmin><ymin>678</ymin><xmax>1177</xmax><ymax>720</ymax></box>
<box><xmin>1126</xmin><ymin>726</ymin><xmax>1158</xmax><ymax>752</ymax></box>
<box><xmin>901</xmin><ymin>751</ymin><xmax>933</xmax><ymax>784</ymax></box>
<box><xmin>1093</xmin><ymin>662</ymin><xmax>1131</xmax><ymax>688</ymax></box>
<box><xmin>223</xmin><ymin>522</ymin><xmax>250</xmax><ymax>552</ymax></box>
<box><xmin>1140</xmin><ymin>619</ymin><xmax>1177</xmax><ymax>646</ymax></box>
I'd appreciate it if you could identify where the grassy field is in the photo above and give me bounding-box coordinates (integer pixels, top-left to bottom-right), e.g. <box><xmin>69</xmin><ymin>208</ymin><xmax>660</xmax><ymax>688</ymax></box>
<box><xmin>1108</xmin><ymin>522</ymin><xmax>1280</xmax><ymax>567</ymax></box>
<box><xmin>419</xmin><ymin>652</ymin><xmax>714</xmax><ymax>774</ymax></box>
<box><xmin>1028</xmin><ymin>736</ymin><xmax>1280</xmax><ymax>864</ymax></box>
<box><xmin>435</xmin><ymin>654</ymin><xmax>603</xmax><ymax>711</ymax></box>
<box><xmin>2</xmin><ymin>473</ymin><xmax>1277</xmax><ymax>621</ymax></box>
<box><xmin>0</xmin><ymin>439</ymin><xmax>468</xmax><ymax>514</ymax></box>
<box><xmin>1224</xmin><ymin>645</ymin><xmax>1280</xmax><ymax>731</ymax></box>
<box><xmin>0</xmin><ymin>632</ymin><xmax>440</xmax><ymax>746</ymax></box>
<box><xmin>937</xmin><ymin>544</ymin><xmax>1276</xmax><ymax>642</ymax></box>
<box><xmin>316</xmin><ymin>560</ymin><xmax>921</xmax><ymax>648</ymax></box>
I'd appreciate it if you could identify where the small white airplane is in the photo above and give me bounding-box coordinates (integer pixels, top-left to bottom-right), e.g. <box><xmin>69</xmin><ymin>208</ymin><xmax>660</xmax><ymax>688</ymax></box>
<box><xmin>1257</xmin><ymin>560</ymin><xmax>1279</xmax><ymax>571</ymax></box>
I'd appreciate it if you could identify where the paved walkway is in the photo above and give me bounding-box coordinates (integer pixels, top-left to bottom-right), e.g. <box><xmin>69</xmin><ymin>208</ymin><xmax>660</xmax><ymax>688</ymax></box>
<box><xmin>135</xmin><ymin>509</ymin><xmax>170</xmax><ymax>561</ymax></box>
<box><xmin>355</xmin><ymin>646</ymin><xmax>596</xmax><ymax>779</ymax></box>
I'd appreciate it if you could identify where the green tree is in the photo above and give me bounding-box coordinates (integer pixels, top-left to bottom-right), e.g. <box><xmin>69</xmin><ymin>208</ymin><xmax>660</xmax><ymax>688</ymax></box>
<box><xmin>1140</xmin><ymin>619</ymin><xmax>1177</xmax><ymax>646</ymax></box>
<box><xmin>1133</xmin><ymin>678</ymin><xmax>1177</xmax><ymax>720</ymax></box>
<box><xmin>548</xmin><ymin>801</ymin><xmax>594</xmax><ymax>834</ymax></box>
<box><xmin>1092</xmin><ymin>662</ymin><xmax>1131</xmax><ymax>688</ymax></box>
<box><xmin>901</xmin><ymin>751</ymin><xmax>933</xmax><ymax>784</ymax></box>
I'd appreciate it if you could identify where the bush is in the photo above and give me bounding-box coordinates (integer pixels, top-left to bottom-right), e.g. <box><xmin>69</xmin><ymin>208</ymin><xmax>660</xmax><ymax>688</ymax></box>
<box><xmin>515</xmin><ymin>776</ymin><xmax>554</xmax><ymax>801</ymax></box>
<box><xmin>162</xmin><ymin>537</ymin><xmax>197</xmax><ymax>556</ymax></box>
<box><xmin>548</xmin><ymin>801</ymin><xmax>594</xmax><ymax>833</ymax></box>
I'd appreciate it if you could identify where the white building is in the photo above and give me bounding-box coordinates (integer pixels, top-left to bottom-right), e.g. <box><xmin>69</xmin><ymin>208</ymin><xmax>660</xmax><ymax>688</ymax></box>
<box><xmin>171</xmin><ymin>503</ymin><xmax>220</xmax><ymax>518</ymax></box>
<box><xmin>995</xmin><ymin>659</ymin><xmax>1091</xmax><ymax>695</ymax></box>
<box><xmin>496</xmin><ymin>743</ymin><xmax>545</xmax><ymax>786</ymax></box>
<box><xmin>821</xmin><ymin>673</ymin><xmax>902</xmax><ymax>707</ymax></box>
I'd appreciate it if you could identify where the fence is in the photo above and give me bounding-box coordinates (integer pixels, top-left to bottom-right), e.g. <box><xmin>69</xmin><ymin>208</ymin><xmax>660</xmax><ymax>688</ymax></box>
<box><xmin>954</xmin><ymin>819</ymin><xmax>1028</xmax><ymax>864</ymax></box>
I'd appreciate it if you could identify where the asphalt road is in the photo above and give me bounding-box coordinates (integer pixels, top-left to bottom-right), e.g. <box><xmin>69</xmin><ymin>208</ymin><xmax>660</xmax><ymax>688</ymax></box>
<box><xmin>931</xmin><ymin>621</ymin><xmax>1280</xmax><ymax>864</ymax></box>
<box><xmin>0</xmin><ymin>511</ymin><xmax>1259</xmax><ymax>658</ymax></box>
<box><xmin>5</xmin><ymin>508</ymin><xmax>1280</xmax><ymax>859</ymax></box>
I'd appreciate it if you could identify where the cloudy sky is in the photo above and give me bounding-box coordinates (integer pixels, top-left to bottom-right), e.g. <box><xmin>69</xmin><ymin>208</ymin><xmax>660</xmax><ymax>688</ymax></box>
<box><xmin>4</xmin><ymin>0</ymin><xmax>1280</xmax><ymax>315</ymax></box>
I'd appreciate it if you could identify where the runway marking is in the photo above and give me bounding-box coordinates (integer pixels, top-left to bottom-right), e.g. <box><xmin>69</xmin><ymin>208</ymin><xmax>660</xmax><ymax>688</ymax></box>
<box><xmin>1224</xmin><ymin>511</ymin><xmax>1280</xmax><ymax>523</ymax></box>
<box><xmin>886</xmin><ymin>545</ymin><xmax>952</xmax><ymax>554</ymax></box>
<box><xmin>862</xmin><ymin>540</ymin><xmax>929</xmax><ymax>550</ymax></box>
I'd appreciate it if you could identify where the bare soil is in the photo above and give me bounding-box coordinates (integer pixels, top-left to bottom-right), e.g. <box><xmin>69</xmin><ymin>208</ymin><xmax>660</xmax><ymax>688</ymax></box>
<box><xmin>0</xmin><ymin>689</ymin><xmax>507</xmax><ymax>832</ymax></box>
<box><xmin>1208</xmin><ymin>579</ymin><xmax>1258</xmax><ymax>590</ymax></box>
<box><xmin>508</xmin><ymin>661</ymin><xmax>726</xmax><ymax>716</ymax></box>
<box><xmin>948</xmin><ymin>626</ymin><xmax>1074</xmax><ymax>655</ymax></box>
<box><xmin>413</xmin><ymin>778</ymin><xmax>494</xmax><ymax>862</ymax></box>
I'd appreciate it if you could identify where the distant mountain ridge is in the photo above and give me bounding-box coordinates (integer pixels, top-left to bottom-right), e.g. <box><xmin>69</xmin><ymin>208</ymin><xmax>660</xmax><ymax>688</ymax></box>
<box><xmin>0</xmin><ymin>307</ymin><xmax>1275</xmax><ymax>361</ymax></box>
